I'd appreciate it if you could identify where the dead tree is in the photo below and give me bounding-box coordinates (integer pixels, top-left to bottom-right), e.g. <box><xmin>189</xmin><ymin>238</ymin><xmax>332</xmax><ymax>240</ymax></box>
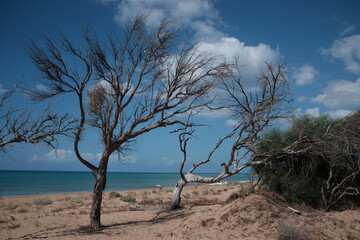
<box><xmin>171</xmin><ymin>62</ymin><xmax>291</xmax><ymax>209</ymax></box>
<box><xmin>0</xmin><ymin>84</ymin><xmax>73</xmax><ymax>152</ymax></box>
<box><xmin>321</xmin><ymin>110</ymin><xmax>360</xmax><ymax>211</ymax></box>
<box><xmin>26</xmin><ymin>15</ymin><xmax>231</xmax><ymax>229</ymax></box>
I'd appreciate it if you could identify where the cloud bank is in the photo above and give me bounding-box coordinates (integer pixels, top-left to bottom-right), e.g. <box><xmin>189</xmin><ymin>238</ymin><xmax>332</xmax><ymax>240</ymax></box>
<box><xmin>31</xmin><ymin>149</ymin><xmax>138</xmax><ymax>164</ymax></box>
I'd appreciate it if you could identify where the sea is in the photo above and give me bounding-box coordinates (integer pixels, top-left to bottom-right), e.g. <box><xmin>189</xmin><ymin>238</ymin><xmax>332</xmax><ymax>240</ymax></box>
<box><xmin>0</xmin><ymin>171</ymin><xmax>257</xmax><ymax>197</ymax></box>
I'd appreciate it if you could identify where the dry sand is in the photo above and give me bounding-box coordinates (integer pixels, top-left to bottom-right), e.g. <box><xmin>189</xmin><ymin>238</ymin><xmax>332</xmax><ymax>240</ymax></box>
<box><xmin>1</xmin><ymin>183</ymin><xmax>359</xmax><ymax>239</ymax></box>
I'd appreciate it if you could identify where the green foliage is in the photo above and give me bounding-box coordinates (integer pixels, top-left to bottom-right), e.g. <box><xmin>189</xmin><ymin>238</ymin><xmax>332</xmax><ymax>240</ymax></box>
<box><xmin>254</xmin><ymin>113</ymin><xmax>360</xmax><ymax>209</ymax></box>
<box><xmin>120</xmin><ymin>195</ymin><xmax>136</xmax><ymax>203</ymax></box>
<box><xmin>109</xmin><ymin>192</ymin><xmax>121</xmax><ymax>199</ymax></box>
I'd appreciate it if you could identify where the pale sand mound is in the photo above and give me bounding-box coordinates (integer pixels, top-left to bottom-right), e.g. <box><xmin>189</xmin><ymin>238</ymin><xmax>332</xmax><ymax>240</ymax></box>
<box><xmin>1</xmin><ymin>184</ymin><xmax>360</xmax><ymax>239</ymax></box>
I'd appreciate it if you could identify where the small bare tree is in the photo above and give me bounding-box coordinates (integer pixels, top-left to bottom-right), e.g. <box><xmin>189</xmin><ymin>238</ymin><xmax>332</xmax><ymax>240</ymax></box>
<box><xmin>0</xmin><ymin>84</ymin><xmax>73</xmax><ymax>151</ymax></box>
<box><xmin>171</xmin><ymin>62</ymin><xmax>291</xmax><ymax>209</ymax></box>
<box><xmin>26</xmin><ymin>15</ymin><xmax>231</xmax><ymax>229</ymax></box>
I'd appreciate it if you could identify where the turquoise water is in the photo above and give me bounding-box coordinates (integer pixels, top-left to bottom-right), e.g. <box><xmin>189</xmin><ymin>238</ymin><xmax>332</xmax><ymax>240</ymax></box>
<box><xmin>0</xmin><ymin>171</ymin><xmax>257</xmax><ymax>196</ymax></box>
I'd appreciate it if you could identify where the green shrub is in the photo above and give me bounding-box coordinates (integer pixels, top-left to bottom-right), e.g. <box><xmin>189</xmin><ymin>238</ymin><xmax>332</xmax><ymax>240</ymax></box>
<box><xmin>109</xmin><ymin>192</ymin><xmax>121</xmax><ymax>198</ymax></box>
<box><xmin>121</xmin><ymin>195</ymin><xmax>136</xmax><ymax>203</ymax></box>
<box><xmin>254</xmin><ymin>114</ymin><xmax>360</xmax><ymax>210</ymax></box>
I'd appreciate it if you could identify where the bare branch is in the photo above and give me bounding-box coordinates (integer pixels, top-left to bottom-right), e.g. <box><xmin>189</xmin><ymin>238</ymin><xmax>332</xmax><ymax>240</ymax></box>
<box><xmin>0</xmin><ymin>86</ymin><xmax>76</xmax><ymax>152</ymax></box>
<box><xmin>171</xmin><ymin>61</ymin><xmax>291</xmax><ymax>209</ymax></box>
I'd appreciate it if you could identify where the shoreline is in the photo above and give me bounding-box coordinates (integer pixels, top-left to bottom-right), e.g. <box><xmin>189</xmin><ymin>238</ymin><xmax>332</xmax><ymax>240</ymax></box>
<box><xmin>1</xmin><ymin>182</ymin><xmax>359</xmax><ymax>239</ymax></box>
<box><xmin>0</xmin><ymin>180</ymin><xmax>252</xmax><ymax>198</ymax></box>
<box><xmin>1</xmin><ymin>182</ymin><xmax>247</xmax><ymax>201</ymax></box>
<box><xmin>0</xmin><ymin>170</ymin><xmax>255</xmax><ymax>197</ymax></box>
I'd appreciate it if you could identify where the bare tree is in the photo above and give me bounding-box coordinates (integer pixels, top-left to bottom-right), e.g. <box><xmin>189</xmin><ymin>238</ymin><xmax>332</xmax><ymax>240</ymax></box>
<box><xmin>321</xmin><ymin>110</ymin><xmax>360</xmax><ymax>211</ymax></box>
<box><xmin>171</xmin><ymin>62</ymin><xmax>291</xmax><ymax>209</ymax></box>
<box><xmin>0</xmin><ymin>84</ymin><xmax>73</xmax><ymax>151</ymax></box>
<box><xmin>26</xmin><ymin>15</ymin><xmax>231</xmax><ymax>229</ymax></box>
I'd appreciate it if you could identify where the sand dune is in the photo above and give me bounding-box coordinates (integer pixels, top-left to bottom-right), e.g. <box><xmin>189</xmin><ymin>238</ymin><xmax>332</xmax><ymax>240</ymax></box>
<box><xmin>1</xmin><ymin>183</ymin><xmax>359</xmax><ymax>239</ymax></box>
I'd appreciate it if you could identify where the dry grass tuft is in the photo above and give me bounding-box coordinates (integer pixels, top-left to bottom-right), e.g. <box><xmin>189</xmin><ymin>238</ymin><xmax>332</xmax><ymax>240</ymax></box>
<box><xmin>8</xmin><ymin>224</ymin><xmax>21</xmax><ymax>230</ymax></box>
<box><xmin>79</xmin><ymin>210</ymin><xmax>88</xmax><ymax>215</ymax></box>
<box><xmin>33</xmin><ymin>198</ymin><xmax>53</xmax><ymax>206</ymax></box>
<box><xmin>191</xmin><ymin>198</ymin><xmax>219</xmax><ymax>205</ymax></box>
<box><xmin>226</xmin><ymin>192</ymin><xmax>240</xmax><ymax>204</ymax></box>
<box><xmin>277</xmin><ymin>220</ymin><xmax>311</xmax><ymax>240</ymax></box>
<box><xmin>16</xmin><ymin>207</ymin><xmax>29</xmax><ymax>213</ymax></box>
<box><xmin>3</xmin><ymin>203</ymin><xmax>19</xmax><ymax>210</ymax></box>
<box><xmin>0</xmin><ymin>218</ymin><xmax>8</xmax><ymax>224</ymax></box>
<box><xmin>192</xmin><ymin>190</ymin><xmax>199</xmax><ymax>196</ymax></box>
<box><xmin>183</xmin><ymin>193</ymin><xmax>191</xmax><ymax>199</ymax></box>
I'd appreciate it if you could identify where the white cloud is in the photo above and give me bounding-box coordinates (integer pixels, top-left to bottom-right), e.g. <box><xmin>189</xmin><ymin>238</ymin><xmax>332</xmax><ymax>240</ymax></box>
<box><xmin>31</xmin><ymin>149</ymin><xmax>138</xmax><ymax>164</ymax></box>
<box><xmin>292</xmin><ymin>64</ymin><xmax>318</xmax><ymax>85</ymax></box>
<box><xmin>224</xmin><ymin>119</ymin><xmax>239</xmax><ymax>127</ymax></box>
<box><xmin>96</xmin><ymin>0</ymin><xmax>118</xmax><ymax>4</ymax></box>
<box><xmin>196</xmin><ymin>37</ymin><xmax>280</xmax><ymax>87</ymax></box>
<box><xmin>326</xmin><ymin>109</ymin><xmax>352</xmax><ymax>119</ymax></box>
<box><xmin>191</xmin><ymin>20</ymin><xmax>226</xmax><ymax>42</ymax></box>
<box><xmin>340</xmin><ymin>25</ymin><xmax>355</xmax><ymax>37</ymax></box>
<box><xmin>197</xmin><ymin>107</ymin><xmax>231</xmax><ymax>119</ymax></box>
<box><xmin>121</xmin><ymin>155</ymin><xmax>139</xmax><ymax>164</ymax></box>
<box><xmin>82</xmin><ymin>152</ymin><xmax>103</xmax><ymax>161</ymax></box>
<box><xmin>0</xmin><ymin>84</ymin><xmax>6</xmax><ymax>94</ymax></box>
<box><xmin>114</xmin><ymin>0</ymin><xmax>222</xmax><ymax>42</ymax></box>
<box><xmin>321</xmin><ymin>35</ymin><xmax>360</xmax><ymax>74</ymax></box>
<box><xmin>311</xmin><ymin>77</ymin><xmax>360</xmax><ymax>108</ymax></box>
<box><xmin>161</xmin><ymin>157</ymin><xmax>178</xmax><ymax>166</ymax></box>
<box><xmin>305</xmin><ymin>107</ymin><xmax>320</xmax><ymax>117</ymax></box>
<box><xmin>31</xmin><ymin>149</ymin><xmax>75</xmax><ymax>162</ymax></box>
<box><xmin>292</xmin><ymin>108</ymin><xmax>352</xmax><ymax>120</ymax></box>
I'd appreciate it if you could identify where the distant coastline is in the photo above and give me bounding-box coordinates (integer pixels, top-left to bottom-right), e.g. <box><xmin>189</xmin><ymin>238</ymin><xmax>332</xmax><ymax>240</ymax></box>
<box><xmin>0</xmin><ymin>170</ymin><xmax>257</xmax><ymax>197</ymax></box>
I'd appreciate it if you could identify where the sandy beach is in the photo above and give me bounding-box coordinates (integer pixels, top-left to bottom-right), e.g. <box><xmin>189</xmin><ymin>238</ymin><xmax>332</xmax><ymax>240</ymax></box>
<box><xmin>1</xmin><ymin>183</ymin><xmax>359</xmax><ymax>239</ymax></box>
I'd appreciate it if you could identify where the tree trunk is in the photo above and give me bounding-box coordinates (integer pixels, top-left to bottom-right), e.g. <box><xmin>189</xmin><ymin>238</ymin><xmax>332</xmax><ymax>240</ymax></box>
<box><xmin>90</xmin><ymin>170</ymin><xmax>107</xmax><ymax>229</ymax></box>
<box><xmin>171</xmin><ymin>178</ymin><xmax>186</xmax><ymax>210</ymax></box>
<box><xmin>170</xmin><ymin>172</ymin><xmax>231</xmax><ymax>210</ymax></box>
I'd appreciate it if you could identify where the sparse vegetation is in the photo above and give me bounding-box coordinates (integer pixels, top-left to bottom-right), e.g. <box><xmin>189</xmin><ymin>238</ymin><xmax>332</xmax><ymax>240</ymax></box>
<box><xmin>277</xmin><ymin>220</ymin><xmax>310</xmax><ymax>240</ymax></box>
<box><xmin>192</xmin><ymin>190</ymin><xmax>199</xmax><ymax>196</ymax></box>
<box><xmin>121</xmin><ymin>195</ymin><xmax>136</xmax><ymax>203</ymax></box>
<box><xmin>33</xmin><ymin>198</ymin><xmax>53</xmax><ymax>206</ymax></box>
<box><xmin>4</xmin><ymin>203</ymin><xmax>19</xmax><ymax>210</ymax></box>
<box><xmin>16</xmin><ymin>207</ymin><xmax>28</xmax><ymax>213</ymax></box>
<box><xmin>79</xmin><ymin>210</ymin><xmax>88</xmax><ymax>215</ymax></box>
<box><xmin>109</xmin><ymin>192</ymin><xmax>121</xmax><ymax>199</ymax></box>
<box><xmin>226</xmin><ymin>192</ymin><xmax>240</xmax><ymax>203</ymax></box>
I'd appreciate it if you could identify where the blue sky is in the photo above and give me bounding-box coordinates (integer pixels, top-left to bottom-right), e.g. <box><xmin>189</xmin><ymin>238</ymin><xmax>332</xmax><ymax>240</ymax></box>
<box><xmin>1</xmin><ymin>0</ymin><xmax>359</xmax><ymax>173</ymax></box>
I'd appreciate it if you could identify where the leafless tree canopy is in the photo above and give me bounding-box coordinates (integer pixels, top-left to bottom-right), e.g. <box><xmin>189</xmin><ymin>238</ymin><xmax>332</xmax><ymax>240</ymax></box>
<box><xmin>0</xmin><ymin>84</ymin><xmax>74</xmax><ymax>152</ymax></box>
<box><xmin>171</xmin><ymin>62</ymin><xmax>291</xmax><ymax>209</ymax></box>
<box><xmin>26</xmin><ymin>15</ymin><xmax>232</xmax><ymax>228</ymax></box>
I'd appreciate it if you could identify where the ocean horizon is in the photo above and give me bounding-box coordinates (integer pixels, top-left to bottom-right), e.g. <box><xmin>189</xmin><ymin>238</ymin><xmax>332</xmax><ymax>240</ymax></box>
<box><xmin>0</xmin><ymin>170</ymin><xmax>257</xmax><ymax>197</ymax></box>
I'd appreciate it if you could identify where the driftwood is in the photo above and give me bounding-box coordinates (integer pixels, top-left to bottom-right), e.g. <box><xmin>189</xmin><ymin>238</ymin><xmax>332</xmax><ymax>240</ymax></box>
<box><xmin>287</xmin><ymin>206</ymin><xmax>301</xmax><ymax>215</ymax></box>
